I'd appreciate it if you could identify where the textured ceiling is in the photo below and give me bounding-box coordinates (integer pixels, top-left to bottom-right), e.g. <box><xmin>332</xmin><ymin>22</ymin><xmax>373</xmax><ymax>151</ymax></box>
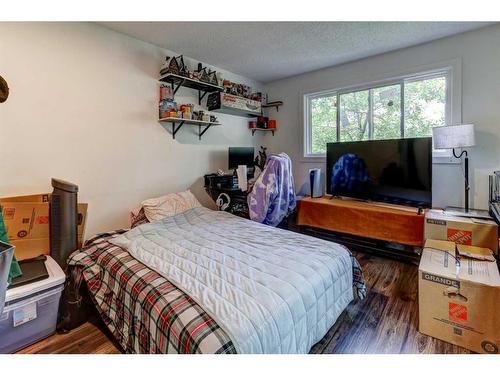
<box><xmin>99</xmin><ymin>22</ymin><xmax>494</xmax><ymax>83</ymax></box>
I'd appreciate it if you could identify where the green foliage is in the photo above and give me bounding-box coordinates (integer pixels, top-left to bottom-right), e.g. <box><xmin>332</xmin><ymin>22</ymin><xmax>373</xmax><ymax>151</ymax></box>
<box><xmin>309</xmin><ymin>76</ymin><xmax>446</xmax><ymax>153</ymax></box>
<box><xmin>311</xmin><ymin>96</ymin><xmax>337</xmax><ymax>154</ymax></box>
<box><xmin>404</xmin><ymin>77</ymin><xmax>446</xmax><ymax>138</ymax></box>
<box><xmin>339</xmin><ymin>90</ymin><xmax>369</xmax><ymax>143</ymax></box>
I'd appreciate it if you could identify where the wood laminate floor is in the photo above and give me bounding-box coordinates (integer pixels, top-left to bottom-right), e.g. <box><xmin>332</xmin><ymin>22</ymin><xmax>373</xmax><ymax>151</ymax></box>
<box><xmin>17</xmin><ymin>252</ymin><xmax>471</xmax><ymax>354</ymax></box>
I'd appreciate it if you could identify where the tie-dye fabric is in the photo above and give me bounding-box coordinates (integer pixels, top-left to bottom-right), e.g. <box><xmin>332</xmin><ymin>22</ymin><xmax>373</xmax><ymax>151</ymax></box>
<box><xmin>248</xmin><ymin>153</ymin><xmax>296</xmax><ymax>226</ymax></box>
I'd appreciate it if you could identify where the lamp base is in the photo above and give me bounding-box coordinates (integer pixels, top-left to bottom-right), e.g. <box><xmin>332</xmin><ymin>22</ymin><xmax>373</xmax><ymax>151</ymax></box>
<box><xmin>443</xmin><ymin>206</ymin><xmax>492</xmax><ymax>220</ymax></box>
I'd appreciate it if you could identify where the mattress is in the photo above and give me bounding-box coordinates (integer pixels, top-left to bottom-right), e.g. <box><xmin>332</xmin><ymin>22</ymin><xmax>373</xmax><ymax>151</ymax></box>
<box><xmin>110</xmin><ymin>207</ymin><xmax>365</xmax><ymax>354</ymax></box>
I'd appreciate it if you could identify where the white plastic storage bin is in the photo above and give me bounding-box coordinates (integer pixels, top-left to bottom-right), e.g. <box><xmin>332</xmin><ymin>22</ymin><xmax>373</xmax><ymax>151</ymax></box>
<box><xmin>0</xmin><ymin>256</ymin><xmax>65</xmax><ymax>353</ymax></box>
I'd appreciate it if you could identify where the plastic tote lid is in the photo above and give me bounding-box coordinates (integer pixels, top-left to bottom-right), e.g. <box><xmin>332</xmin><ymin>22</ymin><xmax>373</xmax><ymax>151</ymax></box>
<box><xmin>5</xmin><ymin>256</ymin><xmax>65</xmax><ymax>303</ymax></box>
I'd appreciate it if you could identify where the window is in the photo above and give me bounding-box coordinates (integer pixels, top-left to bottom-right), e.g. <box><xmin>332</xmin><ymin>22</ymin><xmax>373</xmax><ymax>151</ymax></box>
<box><xmin>304</xmin><ymin>70</ymin><xmax>450</xmax><ymax>157</ymax></box>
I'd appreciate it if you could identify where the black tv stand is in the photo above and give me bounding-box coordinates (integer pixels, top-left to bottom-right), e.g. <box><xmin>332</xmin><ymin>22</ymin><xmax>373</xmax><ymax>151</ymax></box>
<box><xmin>299</xmin><ymin>226</ymin><xmax>421</xmax><ymax>264</ymax></box>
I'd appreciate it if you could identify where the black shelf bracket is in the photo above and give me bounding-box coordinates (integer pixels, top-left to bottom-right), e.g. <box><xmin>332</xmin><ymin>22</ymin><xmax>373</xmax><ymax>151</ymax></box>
<box><xmin>264</xmin><ymin>104</ymin><xmax>281</xmax><ymax>112</ymax></box>
<box><xmin>198</xmin><ymin>123</ymin><xmax>214</xmax><ymax>140</ymax></box>
<box><xmin>198</xmin><ymin>90</ymin><xmax>209</xmax><ymax>105</ymax></box>
<box><xmin>170</xmin><ymin>79</ymin><xmax>185</xmax><ymax>96</ymax></box>
<box><xmin>171</xmin><ymin>121</ymin><xmax>185</xmax><ymax>139</ymax></box>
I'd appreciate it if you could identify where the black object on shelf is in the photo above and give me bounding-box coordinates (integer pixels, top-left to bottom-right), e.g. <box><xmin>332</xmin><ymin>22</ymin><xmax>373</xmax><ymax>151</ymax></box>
<box><xmin>50</xmin><ymin>178</ymin><xmax>79</xmax><ymax>270</ymax></box>
<box><xmin>204</xmin><ymin>174</ymin><xmax>250</xmax><ymax>219</ymax></box>
<box><xmin>8</xmin><ymin>255</ymin><xmax>49</xmax><ymax>289</ymax></box>
<box><xmin>159</xmin><ymin>73</ymin><xmax>223</xmax><ymax>105</ymax></box>
<box><xmin>207</xmin><ymin>92</ymin><xmax>262</xmax><ymax>117</ymax></box>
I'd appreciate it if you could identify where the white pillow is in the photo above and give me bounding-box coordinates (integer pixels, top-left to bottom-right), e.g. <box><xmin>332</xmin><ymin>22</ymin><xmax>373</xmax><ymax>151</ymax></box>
<box><xmin>141</xmin><ymin>190</ymin><xmax>202</xmax><ymax>222</ymax></box>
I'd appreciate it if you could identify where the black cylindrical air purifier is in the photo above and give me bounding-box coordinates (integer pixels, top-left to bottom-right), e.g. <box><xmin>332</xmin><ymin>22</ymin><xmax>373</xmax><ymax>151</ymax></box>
<box><xmin>50</xmin><ymin>178</ymin><xmax>78</xmax><ymax>269</ymax></box>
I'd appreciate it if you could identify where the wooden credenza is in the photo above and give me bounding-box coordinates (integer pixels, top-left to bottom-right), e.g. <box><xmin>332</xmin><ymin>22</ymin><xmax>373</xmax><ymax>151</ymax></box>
<box><xmin>297</xmin><ymin>196</ymin><xmax>425</xmax><ymax>247</ymax></box>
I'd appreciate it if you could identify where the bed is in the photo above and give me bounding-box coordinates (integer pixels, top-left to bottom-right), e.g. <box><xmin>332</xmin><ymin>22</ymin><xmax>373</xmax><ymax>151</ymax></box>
<box><xmin>68</xmin><ymin>207</ymin><xmax>365</xmax><ymax>354</ymax></box>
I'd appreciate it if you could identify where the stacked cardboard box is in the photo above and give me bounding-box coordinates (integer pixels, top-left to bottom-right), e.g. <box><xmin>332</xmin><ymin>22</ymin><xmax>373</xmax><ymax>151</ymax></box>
<box><xmin>425</xmin><ymin>209</ymin><xmax>498</xmax><ymax>255</ymax></box>
<box><xmin>0</xmin><ymin>194</ymin><xmax>87</xmax><ymax>260</ymax></box>
<box><xmin>420</xmin><ymin>209</ymin><xmax>500</xmax><ymax>353</ymax></box>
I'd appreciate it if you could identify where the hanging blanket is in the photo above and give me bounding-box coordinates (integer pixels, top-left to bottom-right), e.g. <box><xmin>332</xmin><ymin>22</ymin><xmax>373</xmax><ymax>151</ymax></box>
<box><xmin>247</xmin><ymin>153</ymin><xmax>296</xmax><ymax>226</ymax></box>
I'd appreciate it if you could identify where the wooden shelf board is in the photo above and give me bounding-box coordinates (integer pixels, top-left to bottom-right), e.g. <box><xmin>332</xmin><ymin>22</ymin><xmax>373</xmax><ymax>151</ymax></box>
<box><xmin>262</xmin><ymin>101</ymin><xmax>283</xmax><ymax>108</ymax></box>
<box><xmin>158</xmin><ymin>117</ymin><xmax>221</xmax><ymax>126</ymax></box>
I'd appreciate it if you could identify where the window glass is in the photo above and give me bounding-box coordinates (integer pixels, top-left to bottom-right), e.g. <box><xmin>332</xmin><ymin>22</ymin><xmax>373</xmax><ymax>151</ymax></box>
<box><xmin>304</xmin><ymin>72</ymin><xmax>449</xmax><ymax>156</ymax></box>
<box><xmin>404</xmin><ymin>76</ymin><xmax>446</xmax><ymax>138</ymax></box>
<box><xmin>339</xmin><ymin>90</ymin><xmax>369</xmax><ymax>142</ymax></box>
<box><xmin>310</xmin><ymin>95</ymin><xmax>337</xmax><ymax>154</ymax></box>
<box><xmin>372</xmin><ymin>84</ymin><xmax>401</xmax><ymax>140</ymax></box>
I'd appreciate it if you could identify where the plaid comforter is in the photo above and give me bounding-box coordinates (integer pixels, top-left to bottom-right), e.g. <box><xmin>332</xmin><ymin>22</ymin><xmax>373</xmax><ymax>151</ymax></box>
<box><xmin>68</xmin><ymin>227</ymin><xmax>366</xmax><ymax>354</ymax></box>
<box><xmin>68</xmin><ymin>231</ymin><xmax>236</xmax><ymax>354</ymax></box>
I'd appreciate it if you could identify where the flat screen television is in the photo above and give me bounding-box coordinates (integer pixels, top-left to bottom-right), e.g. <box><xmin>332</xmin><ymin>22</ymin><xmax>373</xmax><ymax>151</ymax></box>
<box><xmin>326</xmin><ymin>137</ymin><xmax>432</xmax><ymax>207</ymax></box>
<box><xmin>228</xmin><ymin>147</ymin><xmax>255</xmax><ymax>170</ymax></box>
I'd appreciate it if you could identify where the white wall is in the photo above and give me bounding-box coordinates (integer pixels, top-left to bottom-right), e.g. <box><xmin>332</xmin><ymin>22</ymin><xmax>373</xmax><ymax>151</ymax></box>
<box><xmin>263</xmin><ymin>24</ymin><xmax>500</xmax><ymax>210</ymax></box>
<box><xmin>0</xmin><ymin>22</ymin><xmax>265</xmax><ymax>237</ymax></box>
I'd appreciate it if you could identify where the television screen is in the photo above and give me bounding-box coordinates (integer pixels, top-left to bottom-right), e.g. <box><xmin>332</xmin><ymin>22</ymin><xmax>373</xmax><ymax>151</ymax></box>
<box><xmin>228</xmin><ymin>147</ymin><xmax>255</xmax><ymax>170</ymax></box>
<box><xmin>326</xmin><ymin>137</ymin><xmax>432</xmax><ymax>207</ymax></box>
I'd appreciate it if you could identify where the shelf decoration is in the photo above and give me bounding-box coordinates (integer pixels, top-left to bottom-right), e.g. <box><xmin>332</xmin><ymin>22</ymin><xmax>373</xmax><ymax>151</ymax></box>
<box><xmin>158</xmin><ymin>56</ymin><xmax>223</xmax><ymax>140</ymax></box>
<box><xmin>160</xmin><ymin>55</ymin><xmax>188</xmax><ymax>77</ymax></box>
<box><xmin>248</xmin><ymin>118</ymin><xmax>276</xmax><ymax>136</ymax></box>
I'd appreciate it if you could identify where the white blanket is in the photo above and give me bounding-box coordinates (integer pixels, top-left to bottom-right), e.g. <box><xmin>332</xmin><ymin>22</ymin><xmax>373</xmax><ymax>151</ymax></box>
<box><xmin>110</xmin><ymin>207</ymin><xmax>354</xmax><ymax>353</ymax></box>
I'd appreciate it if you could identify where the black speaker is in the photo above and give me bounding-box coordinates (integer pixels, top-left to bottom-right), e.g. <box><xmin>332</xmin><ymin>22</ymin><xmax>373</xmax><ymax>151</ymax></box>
<box><xmin>50</xmin><ymin>178</ymin><xmax>78</xmax><ymax>270</ymax></box>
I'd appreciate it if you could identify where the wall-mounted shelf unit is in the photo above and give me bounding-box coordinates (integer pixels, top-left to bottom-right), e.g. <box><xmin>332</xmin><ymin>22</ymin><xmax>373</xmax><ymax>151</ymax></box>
<box><xmin>159</xmin><ymin>117</ymin><xmax>221</xmax><ymax>140</ymax></box>
<box><xmin>159</xmin><ymin>73</ymin><xmax>224</xmax><ymax>105</ymax></box>
<box><xmin>262</xmin><ymin>100</ymin><xmax>283</xmax><ymax>112</ymax></box>
<box><xmin>251</xmin><ymin>128</ymin><xmax>276</xmax><ymax>136</ymax></box>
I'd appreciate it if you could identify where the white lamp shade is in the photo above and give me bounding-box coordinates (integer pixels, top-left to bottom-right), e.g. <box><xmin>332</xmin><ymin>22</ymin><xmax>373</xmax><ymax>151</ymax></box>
<box><xmin>432</xmin><ymin>124</ymin><xmax>475</xmax><ymax>149</ymax></box>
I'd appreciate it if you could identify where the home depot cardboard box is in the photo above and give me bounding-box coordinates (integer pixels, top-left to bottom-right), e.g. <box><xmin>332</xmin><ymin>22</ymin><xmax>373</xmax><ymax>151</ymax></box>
<box><xmin>0</xmin><ymin>194</ymin><xmax>87</xmax><ymax>260</ymax></box>
<box><xmin>425</xmin><ymin>209</ymin><xmax>498</xmax><ymax>255</ymax></box>
<box><xmin>418</xmin><ymin>239</ymin><xmax>500</xmax><ymax>353</ymax></box>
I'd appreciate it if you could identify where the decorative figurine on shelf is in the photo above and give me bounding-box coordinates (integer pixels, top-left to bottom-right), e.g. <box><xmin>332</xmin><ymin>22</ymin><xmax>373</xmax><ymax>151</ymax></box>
<box><xmin>254</xmin><ymin>146</ymin><xmax>268</xmax><ymax>171</ymax></box>
<box><xmin>160</xmin><ymin>55</ymin><xmax>188</xmax><ymax>77</ymax></box>
<box><xmin>199</xmin><ymin>68</ymin><xmax>210</xmax><ymax>83</ymax></box>
<box><xmin>208</xmin><ymin>70</ymin><xmax>219</xmax><ymax>86</ymax></box>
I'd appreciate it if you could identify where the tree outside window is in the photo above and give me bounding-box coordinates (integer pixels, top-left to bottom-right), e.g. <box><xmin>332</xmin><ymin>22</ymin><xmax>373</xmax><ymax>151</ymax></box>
<box><xmin>306</xmin><ymin>72</ymin><xmax>448</xmax><ymax>155</ymax></box>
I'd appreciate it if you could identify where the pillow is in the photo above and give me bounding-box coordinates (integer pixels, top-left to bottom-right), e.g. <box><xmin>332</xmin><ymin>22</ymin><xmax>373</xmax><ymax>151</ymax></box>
<box><xmin>141</xmin><ymin>190</ymin><xmax>202</xmax><ymax>222</ymax></box>
<box><xmin>130</xmin><ymin>207</ymin><xmax>149</xmax><ymax>228</ymax></box>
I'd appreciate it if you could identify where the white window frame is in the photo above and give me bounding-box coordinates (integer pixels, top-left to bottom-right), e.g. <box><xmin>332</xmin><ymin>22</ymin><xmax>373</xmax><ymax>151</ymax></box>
<box><xmin>302</xmin><ymin>59</ymin><xmax>462</xmax><ymax>164</ymax></box>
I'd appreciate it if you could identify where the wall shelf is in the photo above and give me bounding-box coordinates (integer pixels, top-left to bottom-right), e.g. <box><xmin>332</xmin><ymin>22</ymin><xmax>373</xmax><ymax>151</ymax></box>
<box><xmin>251</xmin><ymin>128</ymin><xmax>275</xmax><ymax>136</ymax></box>
<box><xmin>262</xmin><ymin>100</ymin><xmax>283</xmax><ymax>112</ymax></box>
<box><xmin>159</xmin><ymin>73</ymin><xmax>224</xmax><ymax>105</ymax></box>
<box><xmin>159</xmin><ymin>117</ymin><xmax>221</xmax><ymax>140</ymax></box>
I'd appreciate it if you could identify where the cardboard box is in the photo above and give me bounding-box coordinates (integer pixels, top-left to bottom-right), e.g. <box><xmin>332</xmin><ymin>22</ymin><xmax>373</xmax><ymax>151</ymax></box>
<box><xmin>425</xmin><ymin>209</ymin><xmax>498</xmax><ymax>255</ymax></box>
<box><xmin>9</xmin><ymin>238</ymin><xmax>50</xmax><ymax>261</ymax></box>
<box><xmin>418</xmin><ymin>239</ymin><xmax>500</xmax><ymax>353</ymax></box>
<box><xmin>0</xmin><ymin>194</ymin><xmax>87</xmax><ymax>260</ymax></box>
